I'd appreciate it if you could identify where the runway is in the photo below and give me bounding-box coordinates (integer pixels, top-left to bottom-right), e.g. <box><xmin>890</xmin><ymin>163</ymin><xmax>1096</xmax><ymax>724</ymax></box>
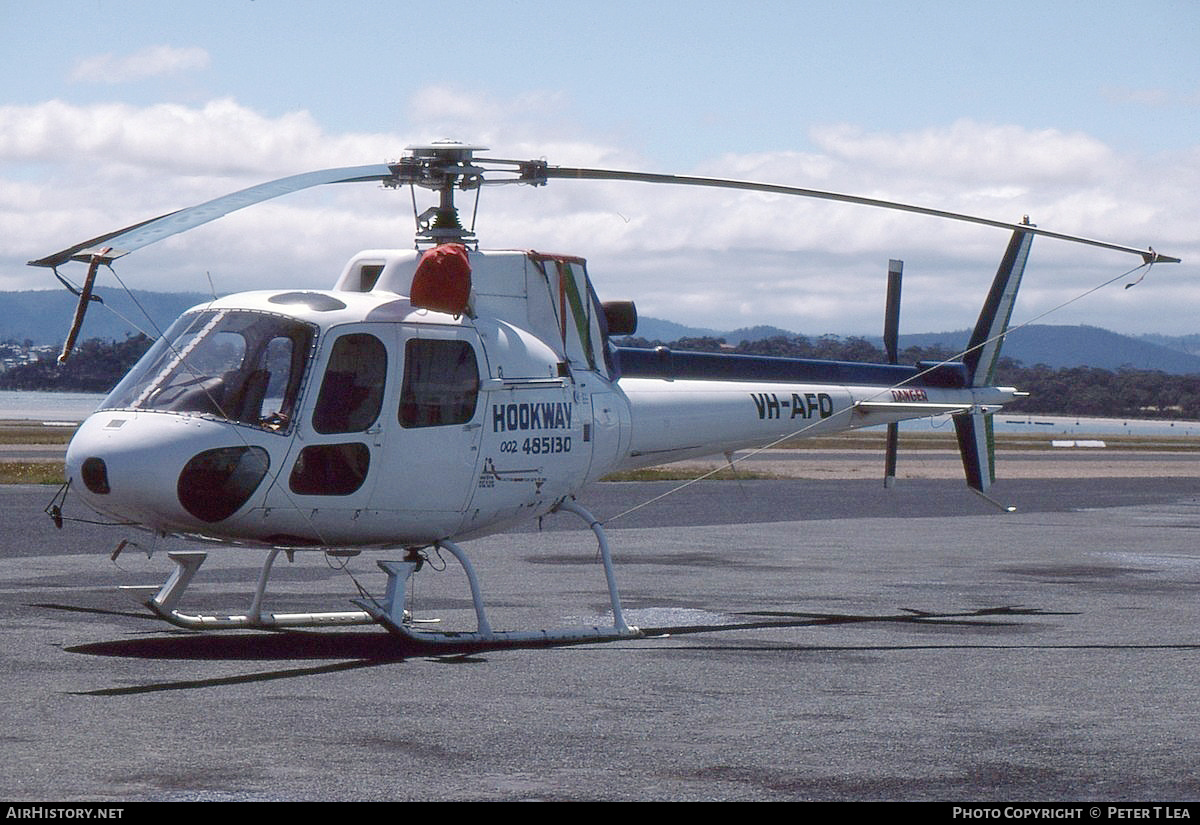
<box><xmin>2</xmin><ymin>463</ymin><xmax>1199</xmax><ymax>801</ymax></box>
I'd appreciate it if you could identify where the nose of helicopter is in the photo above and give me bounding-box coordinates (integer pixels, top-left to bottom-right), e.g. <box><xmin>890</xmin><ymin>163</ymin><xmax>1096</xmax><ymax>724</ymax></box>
<box><xmin>65</xmin><ymin>412</ymin><xmax>272</xmax><ymax>530</ymax></box>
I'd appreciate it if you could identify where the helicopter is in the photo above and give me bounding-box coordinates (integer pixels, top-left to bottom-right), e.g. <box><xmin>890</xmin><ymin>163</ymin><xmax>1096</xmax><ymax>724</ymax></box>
<box><xmin>29</xmin><ymin>140</ymin><xmax>1180</xmax><ymax>647</ymax></box>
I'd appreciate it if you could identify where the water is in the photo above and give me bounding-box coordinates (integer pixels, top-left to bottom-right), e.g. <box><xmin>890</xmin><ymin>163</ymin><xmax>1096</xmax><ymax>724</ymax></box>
<box><xmin>899</xmin><ymin>413</ymin><xmax>1200</xmax><ymax>438</ymax></box>
<box><xmin>0</xmin><ymin>390</ymin><xmax>106</xmax><ymax>422</ymax></box>
<box><xmin>991</xmin><ymin>414</ymin><xmax>1200</xmax><ymax>438</ymax></box>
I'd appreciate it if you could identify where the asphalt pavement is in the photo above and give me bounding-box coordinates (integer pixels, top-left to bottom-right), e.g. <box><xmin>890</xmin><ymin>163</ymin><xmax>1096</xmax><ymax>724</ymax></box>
<box><xmin>2</xmin><ymin>468</ymin><xmax>1199</xmax><ymax>801</ymax></box>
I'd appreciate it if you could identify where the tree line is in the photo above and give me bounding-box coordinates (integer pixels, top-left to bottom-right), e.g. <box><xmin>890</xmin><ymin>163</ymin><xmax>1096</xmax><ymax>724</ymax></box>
<box><xmin>0</xmin><ymin>335</ymin><xmax>153</xmax><ymax>393</ymax></box>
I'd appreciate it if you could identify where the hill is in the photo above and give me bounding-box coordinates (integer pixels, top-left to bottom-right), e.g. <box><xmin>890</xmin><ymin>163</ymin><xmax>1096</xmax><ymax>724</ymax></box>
<box><xmin>627</xmin><ymin>317</ymin><xmax>1200</xmax><ymax>375</ymax></box>
<box><xmin>1140</xmin><ymin>332</ymin><xmax>1200</xmax><ymax>357</ymax></box>
<box><xmin>890</xmin><ymin>325</ymin><xmax>1200</xmax><ymax>374</ymax></box>
<box><xmin>0</xmin><ymin>289</ymin><xmax>210</xmax><ymax>346</ymax></box>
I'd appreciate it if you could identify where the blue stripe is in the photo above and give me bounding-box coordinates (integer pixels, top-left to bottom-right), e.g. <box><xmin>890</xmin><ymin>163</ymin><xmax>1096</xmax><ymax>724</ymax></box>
<box><xmin>613</xmin><ymin>347</ymin><xmax>967</xmax><ymax>388</ymax></box>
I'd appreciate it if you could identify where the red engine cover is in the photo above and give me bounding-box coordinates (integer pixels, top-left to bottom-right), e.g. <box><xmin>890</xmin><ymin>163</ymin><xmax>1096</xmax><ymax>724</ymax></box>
<box><xmin>410</xmin><ymin>244</ymin><xmax>472</xmax><ymax>315</ymax></box>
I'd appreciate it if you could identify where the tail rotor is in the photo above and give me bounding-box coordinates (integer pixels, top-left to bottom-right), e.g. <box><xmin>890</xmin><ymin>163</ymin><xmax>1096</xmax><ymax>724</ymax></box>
<box><xmin>883</xmin><ymin>259</ymin><xmax>903</xmax><ymax>488</ymax></box>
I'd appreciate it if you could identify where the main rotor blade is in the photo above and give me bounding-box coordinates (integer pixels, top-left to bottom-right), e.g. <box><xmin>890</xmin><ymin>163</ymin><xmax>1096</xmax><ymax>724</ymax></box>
<box><xmin>29</xmin><ymin>164</ymin><xmax>394</xmax><ymax>269</ymax></box>
<box><xmin>543</xmin><ymin>166</ymin><xmax>1180</xmax><ymax>265</ymax></box>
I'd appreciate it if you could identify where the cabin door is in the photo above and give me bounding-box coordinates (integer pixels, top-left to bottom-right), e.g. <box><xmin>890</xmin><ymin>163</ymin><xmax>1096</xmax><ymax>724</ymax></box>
<box><xmin>366</xmin><ymin>327</ymin><xmax>485</xmax><ymax>532</ymax></box>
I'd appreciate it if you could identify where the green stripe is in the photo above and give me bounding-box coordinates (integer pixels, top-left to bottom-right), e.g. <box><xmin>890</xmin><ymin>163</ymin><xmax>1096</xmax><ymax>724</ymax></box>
<box><xmin>558</xmin><ymin>261</ymin><xmax>595</xmax><ymax>370</ymax></box>
<box><xmin>984</xmin><ymin>413</ymin><xmax>996</xmax><ymax>484</ymax></box>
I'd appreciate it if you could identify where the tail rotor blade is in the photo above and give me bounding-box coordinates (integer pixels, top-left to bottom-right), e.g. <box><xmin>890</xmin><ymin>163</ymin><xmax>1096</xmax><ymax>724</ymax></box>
<box><xmin>883</xmin><ymin>259</ymin><xmax>902</xmax><ymax>488</ymax></box>
<box><xmin>884</xmin><ymin>422</ymin><xmax>899</xmax><ymax>489</ymax></box>
<box><xmin>884</xmin><ymin>259</ymin><xmax>902</xmax><ymax>365</ymax></box>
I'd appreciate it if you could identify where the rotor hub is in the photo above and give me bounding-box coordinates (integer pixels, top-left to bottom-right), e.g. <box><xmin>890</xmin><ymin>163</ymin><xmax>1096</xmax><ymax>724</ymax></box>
<box><xmin>383</xmin><ymin>141</ymin><xmax>552</xmax><ymax>247</ymax></box>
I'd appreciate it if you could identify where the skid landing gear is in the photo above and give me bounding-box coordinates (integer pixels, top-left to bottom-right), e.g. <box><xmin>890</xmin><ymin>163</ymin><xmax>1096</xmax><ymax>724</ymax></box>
<box><xmin>125</xmin><ymin>501</ymin><xmax>640</xmax><ymax>644</ymax></box>
<box><xmin>124</xmin><ymin>547</ymin><xmax>378</xmax><ymax>630</ymax></box>
<box><xmin>353</xmin><ymin>500</ymin><xmax>642</xmax><ymax>647</ymax></box>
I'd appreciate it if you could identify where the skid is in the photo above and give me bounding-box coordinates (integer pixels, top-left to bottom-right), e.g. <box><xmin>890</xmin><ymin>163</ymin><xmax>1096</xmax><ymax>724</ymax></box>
<box><xmin>126</xmin><ymin>548</ymin><xmax>378</xmax><ymax>630</ymax></box>
<box><xmin>126</xmin><ymin>500</ymin><xmax>640</xmax><ymax>643</ymax></box>
<box><xmin>353</xmin><ymin>499</ymin><xmax>642</xmax><ymax>646</ymax></box>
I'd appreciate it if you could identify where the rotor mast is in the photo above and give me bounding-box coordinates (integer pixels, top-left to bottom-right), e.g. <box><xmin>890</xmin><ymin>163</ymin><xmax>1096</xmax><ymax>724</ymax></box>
<box><xmin>387</xmin><ymin>141</ymin><xmax>491</xmax><ymax>247</ymax></box>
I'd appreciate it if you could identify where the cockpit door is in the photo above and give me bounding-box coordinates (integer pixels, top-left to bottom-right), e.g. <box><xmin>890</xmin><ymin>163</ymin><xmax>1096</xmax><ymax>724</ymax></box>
<box><xmin>259</xmin><ymin>325</ymin><xmax>391</xmax><ymax>544</ymax></box>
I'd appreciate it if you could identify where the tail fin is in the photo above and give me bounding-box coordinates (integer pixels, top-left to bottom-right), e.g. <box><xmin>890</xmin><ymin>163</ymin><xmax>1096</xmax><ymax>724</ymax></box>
<box><xmin>954</xmin><ymin>225</ymin><xmax>1034</xmax><ymax>499</ymax></box>
<box><xmin>954</xmin><ymin>409</ymin><xmax>997</xmax><ymax>492</ymax></box>
<box><xmin>962</xmin><ymin>223</ymin><xmax>1035</xmax><ymax>388</ymax></box>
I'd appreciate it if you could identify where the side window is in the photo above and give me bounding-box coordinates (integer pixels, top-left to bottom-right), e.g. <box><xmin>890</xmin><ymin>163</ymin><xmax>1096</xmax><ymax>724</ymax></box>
<box><xmin>289</xmin><ymin>443</ymin><xmax>370</xmax><ymax>495</ymax></box>
<box><xmin>312</xmin><ymin>333</ymin><xmax>387</xmax><ymax>434</ymax></box>
<box><xmin>358</xmin><ymin>263</ymin><xmax>384</xmax><ymax>292</ymax></box>
<box><xmin>399</xmin><ymin>339</ymin><xmax>480</xmax><ymax>428</ymax></box>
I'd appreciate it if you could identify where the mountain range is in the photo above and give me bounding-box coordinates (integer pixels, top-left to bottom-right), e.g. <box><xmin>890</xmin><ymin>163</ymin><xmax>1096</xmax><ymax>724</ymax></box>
<box><xmin>2</xmin><ymin>289</ymin><xmax>1198</xmax><ymax>374</ymax></box>
<box><xmin>626</xmin><ymin>318</ymin><xmax>1200</xmax><ymax>374</ymax></box>
<box><xmin>1</xmin><ymin>289</ymin><xmax>211</xmax><ymax>347</ymax></box>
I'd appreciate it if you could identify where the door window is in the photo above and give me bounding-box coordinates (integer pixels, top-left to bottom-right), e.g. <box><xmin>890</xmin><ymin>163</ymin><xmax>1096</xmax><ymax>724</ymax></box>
<box><xmin>312</xmin><ymin>333</ymin><xmax>387</xmax><ymax>434</ymax></box>
<box><xmin>399</xmin><ymin>339</ymin><xmax>479</xmax><ymax>428</ymax></box>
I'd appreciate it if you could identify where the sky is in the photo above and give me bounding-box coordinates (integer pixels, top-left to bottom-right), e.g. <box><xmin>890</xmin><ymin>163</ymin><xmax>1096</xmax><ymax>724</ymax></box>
<box><xmin>1</xmin><ymin>0</ymin><xmax>1198</xmax><ymax>338</ymax></box>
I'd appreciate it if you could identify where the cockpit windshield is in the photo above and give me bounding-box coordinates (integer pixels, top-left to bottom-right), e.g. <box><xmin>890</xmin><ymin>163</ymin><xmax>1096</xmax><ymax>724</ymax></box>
<box><xmin>102</xmin><ymin>310</ymin><xmax>315</xmax><ymax>430</ymax></box>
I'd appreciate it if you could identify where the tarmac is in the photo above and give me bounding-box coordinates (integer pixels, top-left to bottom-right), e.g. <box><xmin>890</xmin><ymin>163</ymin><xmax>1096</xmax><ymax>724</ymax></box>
<box><xmin>1</xmin><ymin>449</ymin><xmax>1199</xmax><ymax>801</ymax></box>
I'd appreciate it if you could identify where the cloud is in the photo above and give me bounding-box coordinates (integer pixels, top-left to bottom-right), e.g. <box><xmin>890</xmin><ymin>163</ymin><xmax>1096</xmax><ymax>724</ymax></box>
<box><xmin>2</xmin><ymin>95</ymin><xmax>1196</xmax><ymax>336</ymax></box>
<box><xmin>0</xmin><ymin>98</ymin><xmax>396</xmax><ymax>183</ymax></box>
<box><xmin>70</xmin><ymin>45</ymin><xmax>211</xmax><ymax>84</ymax></box>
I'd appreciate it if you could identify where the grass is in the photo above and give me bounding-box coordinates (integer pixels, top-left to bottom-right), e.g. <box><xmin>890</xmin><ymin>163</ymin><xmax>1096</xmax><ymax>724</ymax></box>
<box><xmin>0</xmin><ymin>422</ymin><xmax>77</xmax><ymax>445</ymax></box>
<box><xmin>0</xmin><ymin>461</ymin><xmax>65</xmax><ymax>484</ymax></box>
<box><xmin>0</xmin><ymin>421</ymin><xmax>73</xmax><ymax>484</ymax></box>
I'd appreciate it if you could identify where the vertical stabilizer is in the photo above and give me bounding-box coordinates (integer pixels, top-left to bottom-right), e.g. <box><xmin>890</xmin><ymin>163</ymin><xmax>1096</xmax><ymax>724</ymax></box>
<box><xmin>953</xmin><ymin>409</ymin><xmax>996</xmax><ymax>492</ymax></box>
<box><xmin>954</xmin><ymin>225</ymin><xmax>1033</xmax><ymax>501</ymax></box>
<box><xmin>962</xmin><ymin>224</ymin><xmax>1035</xmax><ymax>387</ymax></box>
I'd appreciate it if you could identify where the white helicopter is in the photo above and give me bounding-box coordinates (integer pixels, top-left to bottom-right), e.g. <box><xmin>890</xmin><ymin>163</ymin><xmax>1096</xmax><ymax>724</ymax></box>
<box><xmin>31</xmin><ymin>141</ymin><xmax>1179</xmax><ymax>647</ymax></box>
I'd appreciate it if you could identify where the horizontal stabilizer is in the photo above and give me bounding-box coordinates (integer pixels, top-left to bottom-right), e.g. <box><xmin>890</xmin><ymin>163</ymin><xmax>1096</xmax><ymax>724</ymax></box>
<box><xmin>855</xmin><ymin>400</ymin><xmax>976</xmax><ymax>419</ymax></box>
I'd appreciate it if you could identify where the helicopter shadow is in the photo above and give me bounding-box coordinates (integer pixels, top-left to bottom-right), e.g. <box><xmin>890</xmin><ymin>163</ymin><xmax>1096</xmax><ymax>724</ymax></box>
<box><xmin>65</xmin><ymin>603</ymin><xmax>1068</xmax><ymax>660</ymax></box>
<box><xmin>59</xmin><ymin>603</ymin><xmax>1084</xmax><ymax>696</ymax></box>
<box><xmin>63</xmin><ymin>631</ymin><xmax>474</xmax><ymax>696</ymax></box>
